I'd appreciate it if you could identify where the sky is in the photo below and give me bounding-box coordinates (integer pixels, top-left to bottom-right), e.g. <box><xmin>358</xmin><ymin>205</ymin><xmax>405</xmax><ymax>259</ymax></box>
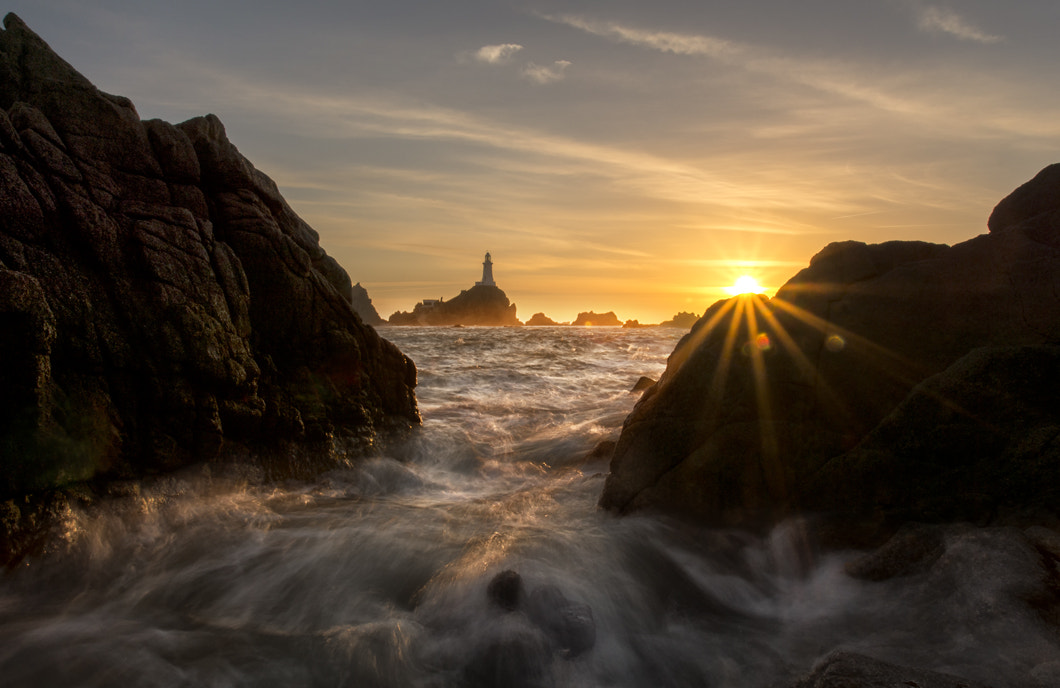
<box><xmin>8</xmin><ymin>0</ymin><xmax>1060</xmax><ymax>323</ymax></box>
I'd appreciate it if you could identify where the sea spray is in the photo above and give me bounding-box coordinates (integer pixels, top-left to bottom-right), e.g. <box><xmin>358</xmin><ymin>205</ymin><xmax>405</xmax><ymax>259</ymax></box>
<box><xmin>0</xmin><ymin>328</ymin><xmax>1057</xmax><ymax>687</ymax></box>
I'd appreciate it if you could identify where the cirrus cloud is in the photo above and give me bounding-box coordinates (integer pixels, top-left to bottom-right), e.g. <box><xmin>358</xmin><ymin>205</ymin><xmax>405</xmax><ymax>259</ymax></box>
<box><xmin>916</xmin><ymin>6</ymin><xmax>1002</xmax><ymax>44</ymax></box>
<box><xmin>522</xmin><ymin>60</ymin><xmax>572</xmax><ymax>84</ymax></box>
<box><xmin>474</xmin><ymin>43</ymin><xmax>523</xmax><ymax>64</ymax></box>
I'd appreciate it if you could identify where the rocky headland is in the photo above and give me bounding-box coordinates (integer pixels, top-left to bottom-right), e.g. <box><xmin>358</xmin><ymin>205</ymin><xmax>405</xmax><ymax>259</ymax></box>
<box><xmin>0</xmin><ymin>14</ymin><xmax>418</xmax><ymax>560</ymax></box>
<box><xmin>388</xmin><ymin>284</ymin><xmax>520</xmax><ymax>326</ymax></box>
<box><xmin>351</xmin><ymin>281</ymin><xmax>386</xmax><ymax>326</ymax></box>
<box><xmin>601</xmin><ymin>163</ymin><xmax>1060</xmax><ymax>544</ymax></box>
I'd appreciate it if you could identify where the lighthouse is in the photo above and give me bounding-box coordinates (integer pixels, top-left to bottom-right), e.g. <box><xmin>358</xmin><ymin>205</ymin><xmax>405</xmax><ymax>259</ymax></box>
<box><xmin>476</xmin><ymin>251</ymin><xmax>496</xmax><ymax>287</ymax></box>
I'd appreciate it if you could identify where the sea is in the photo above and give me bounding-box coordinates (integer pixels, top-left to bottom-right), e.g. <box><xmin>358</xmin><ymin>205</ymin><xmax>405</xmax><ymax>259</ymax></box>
<box><xmin>0</xmin><ymin>327</ymin><xmax>1054</xmax><ymax>687</ymax></box>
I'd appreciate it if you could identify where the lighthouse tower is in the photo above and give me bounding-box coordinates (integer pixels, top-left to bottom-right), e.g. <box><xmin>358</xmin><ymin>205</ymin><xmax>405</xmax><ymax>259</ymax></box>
<box><xmin>476</xmin><ymin>251</ymin><xmax>496</xmax><ymax>287</ymax></box>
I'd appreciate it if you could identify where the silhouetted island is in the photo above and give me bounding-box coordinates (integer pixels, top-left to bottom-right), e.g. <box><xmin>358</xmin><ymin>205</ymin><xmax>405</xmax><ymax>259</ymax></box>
<box><xmin>571</xmin><ymin>311</ymin><xmax>622</xmax><ymax>326</ymax></box>
<box><xmin>525</xmin><ymin>312</ymin><xmax>565</xmax><ymax>326</ymax></box>
<box><xmin>388</xmin><ymin>252</ymin><xmax>520</xmax><ymax>326</ymax></box>
<box><xmin>658</xmin><ymin>311</ymin><xmax>699</xmax><ymax>328</ymax></box>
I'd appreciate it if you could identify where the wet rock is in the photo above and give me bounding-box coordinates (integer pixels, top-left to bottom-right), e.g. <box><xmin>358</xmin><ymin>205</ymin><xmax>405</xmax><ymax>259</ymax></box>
<box><xmin>791</xmin><ymin>651</ymin><xmax>988</xmax><ymax>688</ymax></box>
<box><xmin>844</xmin><ymin>523</ymin><xmax>955</xmax><ymax>581</ymax></box>
<box><xmin>525</xmin><ymin>585</ymin><xmax>596</xmax><ymax>658</ymax></box>
<box><xmin>809</xmin><ymin>345</ymin><xmax>1060</xmax><ymax>537</ymax></box>
<box><xmin>0</xmin><ymin>14</ymin><xmax>419</xmax><ymax>543</ymax></box>
<box><xmin>487</xmin><ymin>569</ymin><xmax>524</xmax><ymax>612</ymax></box>
<box><xmin>483</xmin><ymin>572</ymin><xmax>596</xmax><ymax>660</ymax></box>
<box><xmin>601</xmin><ymin>165</ymin><xmax>1060</xmax><ymax>541</ymax></box>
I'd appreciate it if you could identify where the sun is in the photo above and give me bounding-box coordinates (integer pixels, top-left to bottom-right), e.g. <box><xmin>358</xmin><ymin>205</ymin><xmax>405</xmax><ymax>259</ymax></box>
<box><xmin>726</xmin><ymin>274</ymin><xmax>765</xmax><ymax>296</ymax></box>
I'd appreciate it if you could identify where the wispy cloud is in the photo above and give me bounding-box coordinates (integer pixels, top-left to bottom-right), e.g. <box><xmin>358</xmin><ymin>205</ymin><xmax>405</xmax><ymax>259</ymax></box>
<box><xmin>537</xmin><ymin>12</ymin><xmax>1036</xmax><ymax>130</ymax></box>
<box><xmin>547</xmin><ymin>14</ymin><xmax>744</xmax><ymax>60</ymax></box>
<box><xmin>915</xmin><ymin>6</ymin><xmax>1002</xmax><ymax>43</ymax></box>
<box><xmin>474</xmin><ymin>43</ymin><xmax>523</xmax><ymax>64</ymax></box>
<box><xmin>522</xmin><ymin>60</ymin><xmax>571</xmax><ymax>84</ymax></box>
<box><xmin>541</xmin><ymin>14</ymin><xmax>925</xmax><ymax>116</ymax></box>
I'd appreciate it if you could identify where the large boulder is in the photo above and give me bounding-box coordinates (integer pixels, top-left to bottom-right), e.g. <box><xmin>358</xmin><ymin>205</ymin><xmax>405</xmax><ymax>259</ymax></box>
<box><xmin>600</xmin><ymin>165</ymin><xmax>1060</xmax><ymax>540</ymax></box>
<box><xmin>0</xmin><ymin>14</ymin><xmax>418</xmax><ymax>501</ymax></box>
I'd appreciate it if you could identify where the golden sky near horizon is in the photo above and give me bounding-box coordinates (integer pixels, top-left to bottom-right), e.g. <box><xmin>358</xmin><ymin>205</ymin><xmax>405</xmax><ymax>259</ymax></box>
<box><xmin>12</xmin><ymin>1</ymin><xmax>1060</xmax><ymax>322</ymax></box>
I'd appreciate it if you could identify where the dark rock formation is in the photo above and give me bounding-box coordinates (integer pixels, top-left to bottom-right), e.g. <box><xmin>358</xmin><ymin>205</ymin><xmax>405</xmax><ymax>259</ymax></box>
<box><xmin>809</xmin><ymin>344</ymin><xmax>1060</xmax><ymax>534</ymax></box>
<box><xmin>388</xmin><ymin>284</ymin><xmax>519</xmax><ymax>326</ymax></box>
<box><xmin>791</xmin><ymin>651</ymin><xmax>988</xmax><ymax>688</ymax></box>
<box><xmin>571</xmin><ymin>311</ymin><xmax>621</xmax><ymax>327</ymax></box>
<box><xmin>487</xmin><ymin>569</ymin><xmax>524</xmax><ymax>612</ymax></box>
<box><xmin>525</xmin><ymin>312</ymin><xmax>563</xmax><ymax>326</ymax></box>
<box><xmin>525</xmin><ymin>585</ymin><xmax>596</xmax><ymax>658</ymax></box>
<box><xmin>621</xmin><ymin>319</ymin><xmax>650</xmax><ymax>328</ymax></box>
<box><xmin>0</xmin><ymin>14</ymin><xmax>418</xmax><ymax>503</ymax></box>
<box><xmin>658</xmin><ymin>311</ymin><xmax>699</xmax><ymax>328</ymax></box>
<box><xmin>350</xmin><ymin>282</ymin><xmax>386</xmax><ymax>326</ymax></box>
<box><xmin>601</xmin><ymin>165</ymin><xmax>1060</xmax><ymax>541</ymax></box>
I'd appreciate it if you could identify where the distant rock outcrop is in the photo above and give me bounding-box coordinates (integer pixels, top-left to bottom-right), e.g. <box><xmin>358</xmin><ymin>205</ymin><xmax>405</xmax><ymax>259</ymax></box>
<box><xmin>571</xmin><ymin>311</ymin><xmax>621</xmax><ymax>327</ymax></box>
<box><xmin>658</xmin><ymin>311</ymin><xmax>699</xmax><ymax>328</ymax></box>
<box><xmin>388</xmin><ymin>284</ymin><xmax>519</xmax><ymax>326</ymax></box>
<box><xmin>601</xmin><ymin>165</ymin><xmax>1060</xmax><ymax>543</ymax></box>
<box><xmin>351</xmin><ymin>282</ymin><xmax>386</xmax><ymax>326</ymax></box>
<box><xmin>0</xmin><ymin>15</ymin><xmax>419</xmax><ymax>504</ymax></box>
<box><xmin>525</xmin><ymin>312</ymin><xmax>563</xmax><ymax>326</ymax></box>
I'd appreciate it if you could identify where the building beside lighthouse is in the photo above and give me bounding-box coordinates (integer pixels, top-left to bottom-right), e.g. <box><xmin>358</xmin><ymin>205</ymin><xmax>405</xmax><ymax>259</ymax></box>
<box><xmin>475</xmin><ymin>251</ymin><xmax>496</xmax><ymax>287</ymax></box>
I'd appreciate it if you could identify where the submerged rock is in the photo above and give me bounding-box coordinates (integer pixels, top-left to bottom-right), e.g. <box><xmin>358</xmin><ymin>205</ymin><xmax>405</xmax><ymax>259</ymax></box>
<box><xmin>601</xmin><ymin>165</ymin><xmax>1060</xmax><ymax>542</ymax></box>
<box><xmin>525</xmin><ymin>585</ymin><xmax>596</xmax><ymax>658</ymax></box>
<box><xmin>792</xmin><ymin>651</ymin><xmax>989</xmax><ymax>688</ymax></box>
<box><xmin>487</xmin><ymin>569</ymin><xmax>524</xmax><ymax>612</ymax></box>
<box><xmin>0</xmin><ymin>15</ymin><xmax>418</xmax><ymax>512</ymax></box>
<box><xmin>481</xmin><ymin>570</ymin><xmax>596</xmax><ymax>661</ymax></box>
